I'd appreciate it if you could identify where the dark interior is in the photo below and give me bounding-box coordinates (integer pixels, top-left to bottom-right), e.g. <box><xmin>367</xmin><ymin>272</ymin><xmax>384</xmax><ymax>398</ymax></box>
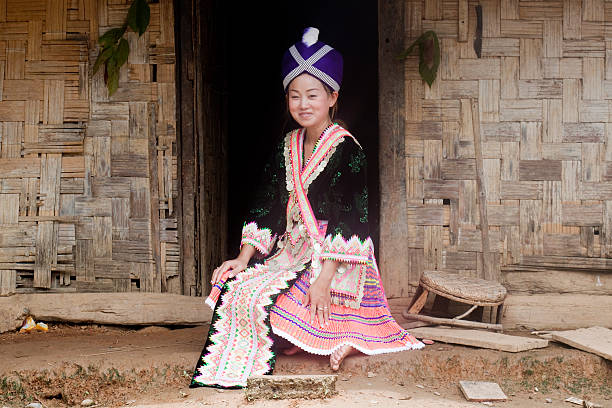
<box><xmin>224</xmin><ymin>2</ymin><xmax>380</xmax><ymax>254</ymax></box>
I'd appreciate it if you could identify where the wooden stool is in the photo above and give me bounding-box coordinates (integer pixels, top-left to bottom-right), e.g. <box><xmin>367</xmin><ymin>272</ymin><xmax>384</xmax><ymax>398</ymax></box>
<box><xmin>403</xmin><ymin>270</ymin><xmax>507</xmax><ymax>330</ymax></box>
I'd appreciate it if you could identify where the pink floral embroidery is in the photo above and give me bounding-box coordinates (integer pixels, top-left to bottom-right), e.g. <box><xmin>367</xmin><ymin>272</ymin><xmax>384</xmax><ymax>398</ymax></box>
<box><xmin>320</xmin><ymin>234</ymin><xmax>373</xmax><ymax>264</ymax></box>
<box><xmin>241</xmin><ymin>222</ymin><xmax>276</xmax><ymax>256</ymax></box>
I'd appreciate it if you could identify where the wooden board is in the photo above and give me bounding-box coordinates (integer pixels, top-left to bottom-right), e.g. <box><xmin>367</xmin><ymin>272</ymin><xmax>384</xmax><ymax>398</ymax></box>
<box><xmin>502</xmin><ymin>294</ymin><xmax>612</xmax><ymax>330</ymax></box>
<box><xmin>459</xmin><ymin>381</ymin><xmax>507</xmax><ymax>402</ymax></box>
<box><xmin>551</xmin><ymin>327</ymin><xmax>612</xmax><ymax>360</ymax></box>
<box><xmin>409</xmin><ymin>327</ymin><xmax>549</xmax><ymax>352</ymax></box>
<box><xmin>0</xmin><ymin>293</ymin><xmax>212</xmax><ymax>333</ymax></box>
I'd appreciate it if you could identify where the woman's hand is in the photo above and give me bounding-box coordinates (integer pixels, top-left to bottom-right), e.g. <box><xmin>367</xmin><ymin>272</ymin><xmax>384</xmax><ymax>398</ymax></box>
<box><xmin>304</xmin><ymin>259</ymin><xmax>339</xmax><ymax>328</ymax></box>
<box><xmin>304</xmin><ymin>277</ymin><xmax>332</xmax><ymax>328</ymax></box>
<box><xmin>211</xmin><ymin>258</ymin><xmax>248</xmax><ymax>285</ymax></box>
<box><xmin>210</xmin><ymin>244</ymin><xmax>256</xmax><ymax>285</ymax></box>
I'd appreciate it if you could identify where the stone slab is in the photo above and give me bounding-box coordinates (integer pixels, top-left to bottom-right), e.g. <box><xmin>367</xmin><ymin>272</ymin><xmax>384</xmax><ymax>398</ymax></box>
<box><xmin>551</xmin><ymin>326</ymin><xmax>612</xmax><ymax>361</ymax></box>
<box><xmin>245</xmin><ymin>374</ymin><xmax>337</xmax><ymax>401</ymax></box>
<box><xmin>409</xmin><ymin>326</ymin><xmax>548</xmax><ymax>352</ymax></box>
<box><xmin>459</xmin><ymin>380</ymin><xmax>507</xmax><ymax>402</ymax></box>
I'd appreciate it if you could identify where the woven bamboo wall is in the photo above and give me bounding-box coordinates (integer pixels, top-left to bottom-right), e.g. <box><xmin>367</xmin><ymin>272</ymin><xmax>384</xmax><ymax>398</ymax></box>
<box><xmin>0</xmin><ymin>0</ymin><xmax>178</xmax><ymax>295</ymax></box>
<box><xmin>388</xmin><ymin>0</ymin><xmax>612</xmax><ymax>298</ymax></box>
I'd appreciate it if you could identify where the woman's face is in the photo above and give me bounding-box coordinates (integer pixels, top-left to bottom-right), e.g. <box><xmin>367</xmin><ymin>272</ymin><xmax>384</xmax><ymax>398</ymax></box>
<box><xmin>287</xmin><ymin>74</ymin><xmax>338</xmax><ymax>130</ymax></box>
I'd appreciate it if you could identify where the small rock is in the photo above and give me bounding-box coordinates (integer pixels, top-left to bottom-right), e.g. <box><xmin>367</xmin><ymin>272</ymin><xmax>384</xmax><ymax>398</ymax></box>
<box><xmin>125</xmin><ymin>400</ymin><xmax>136</xmax><ymax>405</ymax></box>
<box><xmin>367</xmin><ymin>371</ymin><xmax>376</xmax><ymax>378</ymax></box>
<box><xmin>81</xmin><ymin>399</ymin><xmax>95</xmax><ymax>407</ymax></box>
<box><xmin>433</xmin><ymin>391</ymin><xmax>440</xmax><ymax>396</ymax></box>
<box><xmin>340</xmin><ymin>377</ymin><xmax>349</xmax><ymax>381</ymax></box>
<box><xmin>545</xmin><ymin>398</ymin><xmax>552</xmax><ymax>403</ymax></box>
<box><xmin>399</xmin><ymin>396</ymin><xmax>412</xmax><ymax>400</ymax></box>
<box><xmin>397</xmin><ymin>381</ymin><xmax>405</xmax><ymax>386</ymax></box>
<box><xmin>481</xmin><ymin>402</ymin><xmax>493</xmax><ymax>407</ymax></box>
<box><xmin>26</xmin><ymin>404</ymin><xmax>43</xmax><ymax>408</ymax></box>
<box><xmin>179</xmin><ymin>391</ymin><xmax>188</xmax><ymax>398</ymax></box>
<box><xmin>416</xmin><ymin>384</ymin><xmax>425</xmax><ymax>389</ymax></box>
<box><xmin>534</xmin><ymin>387</ymin><xmax>539</xmax><ymax>392</ymax></box>
<box><xmin>216</xmin><ymin>389</ymin><xmax>224</xmax><ymax>393</ymax></box>
<box><xmin>529</xmin><ymin>395</ymin><xmax>533</xmax><ymax>399</ymax></box>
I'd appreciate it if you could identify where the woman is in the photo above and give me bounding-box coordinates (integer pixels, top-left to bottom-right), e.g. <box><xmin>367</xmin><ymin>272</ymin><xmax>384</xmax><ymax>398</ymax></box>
<box><xmin>190</xmin><ymin>27</ymin><xmax>423</xmax><ymax>389</ymax></box>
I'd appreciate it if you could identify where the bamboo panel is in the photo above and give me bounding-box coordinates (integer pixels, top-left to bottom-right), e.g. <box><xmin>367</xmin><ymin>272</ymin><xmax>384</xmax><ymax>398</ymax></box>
<box><xmin>500</xmin><ymin>20</ymin><xmax>542</xmax><ymax>38</ymax></box>
<box><xmin>519</xmin><ymin>1</ymin><xmax>563</xmax><ymax>20</ymax></box>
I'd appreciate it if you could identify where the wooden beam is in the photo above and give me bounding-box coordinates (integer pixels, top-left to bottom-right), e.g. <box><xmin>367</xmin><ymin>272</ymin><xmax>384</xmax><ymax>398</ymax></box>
<box><xmin>0</xmin><ymin>293</ymin><xmax>212</xmax><ymax>333</ymax></box>
<box><xmin>176</xmin><ymin>0</ymin><xmax>198</xmax><ymax>296</ymax></box>
<box><xmin>379</xmin><ymin>0</ymin><xmax>410</xmax><ymax>297</ymax></box>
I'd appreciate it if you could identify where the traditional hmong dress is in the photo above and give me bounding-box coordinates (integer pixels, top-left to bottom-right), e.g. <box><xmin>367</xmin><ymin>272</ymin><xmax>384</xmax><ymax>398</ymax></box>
<box><xmin>190</xmin><ymin>124</ymin><xmax>423</xmax><ymax>388</ymax></box>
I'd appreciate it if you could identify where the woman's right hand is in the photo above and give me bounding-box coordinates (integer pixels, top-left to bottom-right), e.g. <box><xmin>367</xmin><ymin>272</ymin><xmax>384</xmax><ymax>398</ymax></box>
<box><xmin>211</xmin><ymin>258</ymin><xmax>248</xmax><ymax>285</ymax></box>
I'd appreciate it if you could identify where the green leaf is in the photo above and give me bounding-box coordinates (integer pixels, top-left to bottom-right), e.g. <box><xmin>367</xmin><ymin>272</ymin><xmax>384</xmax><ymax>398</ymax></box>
<box><xmin>116</xmin><ymin>38</ymin><xmax>129</xmax><ymax>68</ymax></box>
<box><xmin>106</xmin><ymin>55</ymin><xmax>120</xmax><ymax>96</ymax></box>
<box><xmin>93</xmin><ymin>46</ymin><xmax>113</xmax><ymax>75</ymax></box>
<box><xmin>127</xmin><ymin>0</ymin><xmax>150</xmax><ymax>36</ymax></box>
<box><xmin>98</xmin><ymin>27</ymin><xmax>125</xmax><ymax>48</ymax></box>
<box><xmin>398</xmin><ymin>30</ymin><xmax>440</xmax><ymax>88</ymax></box>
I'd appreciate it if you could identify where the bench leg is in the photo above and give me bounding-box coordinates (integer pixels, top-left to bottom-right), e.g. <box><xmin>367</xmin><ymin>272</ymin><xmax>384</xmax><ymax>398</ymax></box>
<box><xmin>406</xmin><ymin>287</ymin><xmax>429</xmax><ymax>315</ymax></box>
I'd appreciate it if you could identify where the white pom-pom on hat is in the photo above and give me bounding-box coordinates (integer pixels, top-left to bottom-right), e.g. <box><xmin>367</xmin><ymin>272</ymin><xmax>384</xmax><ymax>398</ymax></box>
<box><xmin>302</xmin><ymin>27</ymin><xmax>319</xmax><ymax>47</ymax></box>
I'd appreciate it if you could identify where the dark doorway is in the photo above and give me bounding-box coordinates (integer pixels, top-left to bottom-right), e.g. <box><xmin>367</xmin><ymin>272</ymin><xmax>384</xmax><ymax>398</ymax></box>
<box><xmin>225</xmin><ymin>2</ymin><xmax>380</xmax><ymax>254</ymax></box>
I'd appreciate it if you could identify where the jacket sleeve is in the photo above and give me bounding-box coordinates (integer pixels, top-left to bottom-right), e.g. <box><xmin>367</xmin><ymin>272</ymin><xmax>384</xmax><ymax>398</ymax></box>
<box><xmin>320</xmin><ymin>138</ymin><xmax>373</xmax><ymax>264</ymax></box>
<box><xmin>241</xmin><ymin>139</ymin><xmax>287</xmax><ymax>256</ymax></box>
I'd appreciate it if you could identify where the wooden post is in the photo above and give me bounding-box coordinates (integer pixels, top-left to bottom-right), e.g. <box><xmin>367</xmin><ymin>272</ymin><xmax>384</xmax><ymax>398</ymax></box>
<box><xmin>176</xmin><ymin>0</ymin><xmax>198</xmax><ymax>296</ymax></box>
<box><xmin>379</xmin><ymin>0</ymin><xmax>411</xmax><ymax>296</ymax></box>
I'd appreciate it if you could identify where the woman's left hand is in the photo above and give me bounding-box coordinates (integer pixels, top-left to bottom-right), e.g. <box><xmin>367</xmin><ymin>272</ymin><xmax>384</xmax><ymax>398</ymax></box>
<box><xmin>304</xmin><ymin>277</ymin><xmax>332</xmax><ymax>328</ymax></box>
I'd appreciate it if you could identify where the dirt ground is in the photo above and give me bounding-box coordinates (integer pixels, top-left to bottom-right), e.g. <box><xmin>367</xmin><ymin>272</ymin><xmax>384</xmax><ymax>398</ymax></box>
<box><xmin>0</xmin><ymin>324</ymin><xmax>610</xmax><ymax>408</ymax></box>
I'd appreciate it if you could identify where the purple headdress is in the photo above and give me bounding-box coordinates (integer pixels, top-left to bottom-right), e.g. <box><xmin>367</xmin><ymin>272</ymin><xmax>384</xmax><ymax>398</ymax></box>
<box><xmin>281</xmin><ymin>27</ymin><xmax>343</xmax><ymax>92</ymax></box>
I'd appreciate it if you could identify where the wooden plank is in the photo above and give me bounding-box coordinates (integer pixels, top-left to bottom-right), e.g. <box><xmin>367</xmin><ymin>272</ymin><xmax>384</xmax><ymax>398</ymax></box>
<box><xmin>563</xmin><ymin>40</ymin><xmax>605</xmax><ymax>58</ymax></box>
<box><xmin>481</xmin><ymin>38</ymin><xmax>519</xmax><ymax>57</ymax></box>
<box><xmin>500</xmin><ymin>99</ymin><xmax>542</xmax><ymax>121</ymax></box>
<box><xmin>579</xmin><ymin>100</ymin><xmax>607</xmax><ymax>122</ymax></box>
<box><xmin>563</xmin><ymin>79</ymin><xmax>580</xmax><ymax>122</ymax></box>
<box><xmin>520</xmin><ymin>39</ymin><xmax>542</xmax><ymax>79</ymax></box>
<box><xmin>459</xmin><ymin>381</ymin><xmax>508</xmax><ymax>402</ymax></box>
<box><xmin>519</xmin><ymin>1</ymin><xmax>563</xmax><ymax>20</ymax></box>
<box><xmin>0</xmin><ymin>269</ymin><xmax>16</xmax><ymax>296</ymax></box>
<box><xmin>583</xmin><ymin>58</ymin><xmax>604</xmax><ymax>100</ymax></box>
<box><xmin>0</xmin><ymin>293</ymin><xmax>212</xmax><ymax>330</ymax></box>
<box><xmin>518</xmin><ymin>80</ymin><xmax>562</xmax><ymax>99</ymax></box>
<box><xmin>543</xmin><ymin>20</ymin><xmax>562</xmax><ymax>58</ymax></box>
<box><xmin>552</xmin><ymin>327</ymin><xmax>611</xmax><ymax>361</ymax></box>
<box><xmin>502</xmin><ymin>269</ymin><xmax>611</xmax><ymax>295</ymax></box>
<box><xmin>563</xmin><ymin>202</ymin><xmax>603</xmax><ymax>225</ymax></box>
<box><xmin>520</xmin><ymin>199</ymin><xmax>543</xmax><ymax>256</ymax></box>
<box><xmin>457</xmin><ymin>59</ymin><xmax>500</xmax><ymax>80</ymax></box>
<box><xmin>501</xmin><ymin>181</ymin><xmax>542</xmax><ymax>199</ymax></box>
<box><xmin>503</xmin><ymin>294</ymin><xmax>612</xmax><ymax>330</ymax></box>
<box><xmin>43</xmin><ymin>79</ymin><xmax>64</xmax><ymax>125</ymax></box>
<box><xmin>564</xmin><ymin>0</ymin><xmax>582</xmax><ymax>39</ymax></box>
<box><xmin>562</xmin><ymin>123</ymin><xmax>605</xmax><ymax>142</ymax></box>
<box><xmin>482</xmin><ymin>122</ymin><xmax>520</xmax><ymax>142</ymax></box>
<box><xmin>411</xmin><ymin>327</ymin><xmax>548</xmax><ymax>353</ymax></box>
<box><xmin>500</xmin><ymin>19</ymin><xmax>542</xmax><ymax>38</ymax></box>
<box><xmin>519</xmin><ymin>160</ymin><xmax>562</xmax><ymax>181</ymax></box>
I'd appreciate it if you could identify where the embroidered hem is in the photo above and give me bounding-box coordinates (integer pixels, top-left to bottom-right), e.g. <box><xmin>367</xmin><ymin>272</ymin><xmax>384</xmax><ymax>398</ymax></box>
<box><xmin>320</xmin><ymin>234</ymin><xmax>373</xmax><ymax>264</ymax></box>
<box><xmin>241</xmin><ymin>221</ymin><xmax>276</xmax><ymax>256</ymax></box>
<box><xmin>271</xmin><ymin>326</ymin><xmax>425</xmax><ymax>356</ymax></box>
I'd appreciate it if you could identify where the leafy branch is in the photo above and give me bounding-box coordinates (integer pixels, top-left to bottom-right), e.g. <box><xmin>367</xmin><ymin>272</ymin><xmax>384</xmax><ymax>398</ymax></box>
<box><xmin>93</xmin><ymin>0</ymin><xmax>151</xmax><ymax>96</ymax></box>
<box><xmin>398</xmin><ymin>30</ymin><xmax>440</xmax><ymax>88</ymax></box>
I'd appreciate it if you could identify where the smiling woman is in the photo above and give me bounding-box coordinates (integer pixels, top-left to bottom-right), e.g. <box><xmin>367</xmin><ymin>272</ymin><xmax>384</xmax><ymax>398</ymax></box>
<box><xmin>189</xmin><ymin>28</ymin><xmax>424</xmax><ymax>389</ymax></box>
